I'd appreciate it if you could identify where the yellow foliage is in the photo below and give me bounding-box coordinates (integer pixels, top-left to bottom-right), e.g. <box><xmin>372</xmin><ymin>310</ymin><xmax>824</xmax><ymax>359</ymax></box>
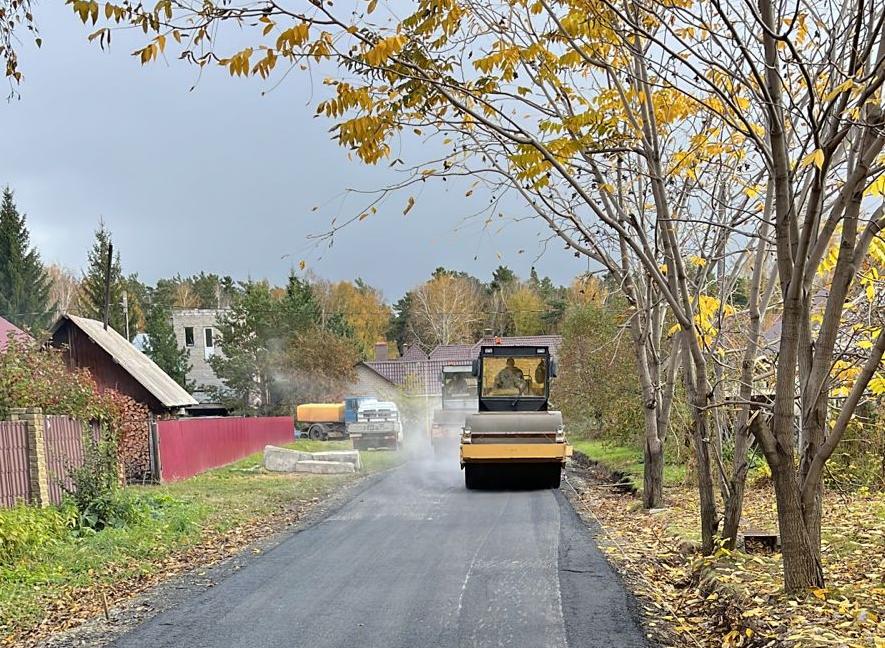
<box><xmin>800</xmin><ymin>148</ymin><xmax>825</xmax><ymax>170</ymax></box>
<box><xmin>318</xmin><ymin>280</ymin><xmax>391</xmax><ymax>356</ymax></box>
<box><xmin>507</xmin><ymin>286</ymin><xmax>545</xmax><ymax>336</ymax></box>
<box><xmin>865</xmin><ymin>175</ymin><xmax>885</xmax><ymax>198</ymax></box>
<box><xmin>364</xmin><ymin>35</ymin><xmax>408</xmax><ymax>67</ymax></box>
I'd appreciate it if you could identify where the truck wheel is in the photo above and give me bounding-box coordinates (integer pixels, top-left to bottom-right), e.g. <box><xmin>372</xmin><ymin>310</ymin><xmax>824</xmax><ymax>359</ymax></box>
<box><xmin>308</xmin><ymin>424</ymin><xmax>326</xmax><ymax>441</ymax></box>
<box><xmin>548</xmin><ymin>465</ymin><xmax>562</xmax><ymax>489</ymax></box>
<box><xmin>464</xmin><ymin>464</ymin><xmax>482</xmax><ymax>490</ymax></box>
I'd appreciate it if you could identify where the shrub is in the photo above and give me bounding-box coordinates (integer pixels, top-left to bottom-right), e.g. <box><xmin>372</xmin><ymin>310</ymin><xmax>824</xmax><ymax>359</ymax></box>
<box><xmin>554</xmin><ymin>298</ymin><xmax>644</xmax><ymax>443</ymax></box>
<box><xmin>65</xmin><ymin>428</ymin><xmax>143</xmax><ymax>531</ymax></box>
<box><xmin>0</xmin><ymin>504</ymin><xmax>76</xmax><ymax>566</ymax></box>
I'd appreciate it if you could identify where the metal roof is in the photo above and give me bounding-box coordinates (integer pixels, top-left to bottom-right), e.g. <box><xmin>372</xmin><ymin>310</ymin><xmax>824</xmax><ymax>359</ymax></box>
<box><xmin>0</xmin><ymin>315</ymin><xmax>30</xmax><ymax>352</ymax></box>
<box><xmin>364</xmin><ymin>335</ymin><xmax>562</xmax><ymax>395</ymax></box>
<box><xmin>53</xmin><ymin>315</ymin><xmax>198</xmax><ymax>408</ymax></box>
<box><xmin>428</xmin><ymin>344</ymin><xmax>473</xmax><ymax>361</ymax></box>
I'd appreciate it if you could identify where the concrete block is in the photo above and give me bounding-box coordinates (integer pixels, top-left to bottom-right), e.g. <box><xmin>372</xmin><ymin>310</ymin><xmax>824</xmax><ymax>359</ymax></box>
<box><xmin>264</xmin><ymin>446</ymin><xmax>312</xmax><ymax>472</ymax></box>
<box><xmin>310</xmin><ymin>451</ymin><xmax>361</xmax><ymax>470</ymax></box>
<box><xmin>294</xmin><ymin>460</ymin><xmax>356</xmax><ymax>474</ymax></box>
<box><xmin>264</xmin><ymin>446</ymin><xmax>362</xmax><ymax>472</ymax></box>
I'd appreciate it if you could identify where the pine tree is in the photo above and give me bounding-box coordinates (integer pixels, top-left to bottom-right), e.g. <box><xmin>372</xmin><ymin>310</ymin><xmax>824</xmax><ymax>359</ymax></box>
<box><xmin>143</xmin><ymin>304</ymin><xmax>191</xmax><ymax>389</ymax></box>
<box><xmin>0</xmin><ymin>187</ymin><xmax>54</xmax><ymax>332</ymax></box>
<box><xmin>78</xmin><ymin>222</ymin><xmax>139</xmax><ymax>339</ymax></box>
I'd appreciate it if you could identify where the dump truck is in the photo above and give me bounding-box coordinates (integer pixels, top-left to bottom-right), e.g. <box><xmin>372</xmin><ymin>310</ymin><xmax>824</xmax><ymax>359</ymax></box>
<box><xmin>460</xmin><ymin>345</ymin><xmax>571</xmax><ymax>489</ymax></box>
<box><xmin>295</xmin><ymin>397</ymin><xmax>372</xmax><ymax>440</ymax></box>
<box><xmin>348</xmin><ymin>400</ymin><xmax>403</xmax><ymax>451</ymax></box>
<box><xmin>430</xmin><ymin>365</ymin><xmax>477</xmax><ymax>455</ymax></box>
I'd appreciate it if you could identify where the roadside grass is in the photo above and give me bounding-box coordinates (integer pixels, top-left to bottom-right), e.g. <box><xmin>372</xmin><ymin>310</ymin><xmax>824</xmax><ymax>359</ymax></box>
<box><xmin>0</xmin><ymin>443</ymin><xmax>404</xmax><ymax>645</ymax></box>
<box><xmin>572</xmin><ymin>481</ymin><xmax>885</xmax><ymax>646</ymax></box>
<box><xmin>570</xmin><ymin>439</ymin><xmax>687</xmax><ymax>489</ymax></box>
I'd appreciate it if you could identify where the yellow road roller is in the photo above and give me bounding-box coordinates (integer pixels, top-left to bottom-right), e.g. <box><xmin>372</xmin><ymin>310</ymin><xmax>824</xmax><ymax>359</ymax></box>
<box><xmin>460</xmin><ymin>345</ymin><xmax>571</xmax><ymax>489</ymax></box>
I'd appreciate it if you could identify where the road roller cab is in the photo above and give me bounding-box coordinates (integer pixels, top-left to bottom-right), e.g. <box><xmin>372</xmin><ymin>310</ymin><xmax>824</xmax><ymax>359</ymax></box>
<box><xmin>460</xmin><ymin>345</ymin><xmax>571</xmax><ymax>489</ymax></box>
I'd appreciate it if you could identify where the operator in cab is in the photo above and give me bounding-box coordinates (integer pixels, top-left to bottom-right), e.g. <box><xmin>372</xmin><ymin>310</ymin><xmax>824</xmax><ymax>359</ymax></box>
<box><xmin>447</xmin><ymin>373</ymin><xmax>470</xmax><ymax>396</ymax></box>
<box><xmin>494</xmin><ymin>357</ymin><xmax>526</xmax><ymax>394</ymax></box>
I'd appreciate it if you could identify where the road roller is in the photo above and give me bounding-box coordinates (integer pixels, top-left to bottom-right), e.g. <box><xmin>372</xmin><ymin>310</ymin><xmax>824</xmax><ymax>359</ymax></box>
<box><xmin>460</xmin><ymin>345</ymin><xmax>571</xmax><ymax>489</ymax></box>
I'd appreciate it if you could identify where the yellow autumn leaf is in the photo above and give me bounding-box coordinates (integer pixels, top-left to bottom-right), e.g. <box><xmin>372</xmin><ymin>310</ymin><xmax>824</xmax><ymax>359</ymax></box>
<box><xmin>800</xmin><ymin>148</ymin><xmax>825</xmax><ymax>170</ymax></box>
<box><xmin>688</xmin><ymin>255</ymin><xmax>707</xmax><ymax>267</ymax></box>
<box><xmin>865</xmin><ymin>174</ymin><xmax>885</xmax><ymax>198</ymax></box>
<box><xmin>298</xmin><ymin>259</ymin><xmax>306</xmax><ymax>270</ymax></box>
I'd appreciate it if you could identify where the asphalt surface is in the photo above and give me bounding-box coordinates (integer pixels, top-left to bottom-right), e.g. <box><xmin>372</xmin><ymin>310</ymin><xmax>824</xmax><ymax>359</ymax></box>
<box><xmin>112</xmin><ymin>457</ymin><xmax>648</xmax><ymax>648</ymax></box>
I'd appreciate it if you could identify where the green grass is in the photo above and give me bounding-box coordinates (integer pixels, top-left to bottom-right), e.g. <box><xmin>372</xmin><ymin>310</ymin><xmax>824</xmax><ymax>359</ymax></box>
<box><xmin>0</xmin><ymin>443</ymin><xmax>404</xmax><ymax>642</ymax></box>
<box><xmin>571</xmin><ymin>439</ymin><xmax>686</xmax><ymax>490</ymax></box>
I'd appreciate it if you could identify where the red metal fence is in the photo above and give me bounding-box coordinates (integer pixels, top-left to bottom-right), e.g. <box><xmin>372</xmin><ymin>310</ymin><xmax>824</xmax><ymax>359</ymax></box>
<box><xmin>157</xmin><ymin>417</ymin><xmax>295</xmax><ymax>482</ymax></box>
<box><xmin>44</xmin><ymin>416</ymin><xmax>89</xmax><ymax>505</ymax></box>
<box><xmin>0</xmin><ymin>421</ymin><xmax>31</xmax><ymax>507</ymax></box>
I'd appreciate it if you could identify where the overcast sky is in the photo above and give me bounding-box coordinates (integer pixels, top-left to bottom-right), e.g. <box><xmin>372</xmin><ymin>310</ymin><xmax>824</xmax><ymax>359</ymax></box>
<box><xmin>0</xmin><ymin>5</ymin><xmax>582</xmax><ymax>301</ymax></box>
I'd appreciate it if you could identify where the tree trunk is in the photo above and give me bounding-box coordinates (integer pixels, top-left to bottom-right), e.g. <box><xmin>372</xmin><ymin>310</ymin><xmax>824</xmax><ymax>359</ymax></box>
<box><xmin>692</xmin><ymin>400</ymin><xmax>719</xmax><ymax>554</ymax></box>
<box><xmin>721</xmin><ymin>458</ymin><xmax>749</xmax><ymax>549</ymax></box>
<box><xmin>683</xmin><ymin>349</ymin><xmax>719</xmax><ymax>554</ymax></box>
<box><xmin>771</xmin><ymin>462</ymin><xmax>824</xmax><ymax>592</ymax></box>
<box><xmin>629</xmin><ymin>312</ymin><xmax>668</xmax><ymax>510</ymax></box>
<box><xmin>643</xmin><ymin>435</ymin><xmax>664</xmax><ymax>509</ymax></box>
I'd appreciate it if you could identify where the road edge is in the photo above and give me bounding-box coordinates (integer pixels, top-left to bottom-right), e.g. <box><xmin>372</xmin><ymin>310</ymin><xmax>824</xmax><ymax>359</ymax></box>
<box><xmin>557</xmin><ymin>482</ymin><xmax>653</xmax><ymax>648</ymax></box>
<box><xmin>38</xmin><ymin>464</ymin><xmax>402</xmax><ymax>648</ymax></box>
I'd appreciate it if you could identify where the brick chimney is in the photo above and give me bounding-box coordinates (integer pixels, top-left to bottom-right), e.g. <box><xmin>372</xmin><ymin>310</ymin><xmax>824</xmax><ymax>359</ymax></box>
<box><xmin>374</xmin><ymin>341</ymin><xmax>389</xmax><ymax>361</ymax></box>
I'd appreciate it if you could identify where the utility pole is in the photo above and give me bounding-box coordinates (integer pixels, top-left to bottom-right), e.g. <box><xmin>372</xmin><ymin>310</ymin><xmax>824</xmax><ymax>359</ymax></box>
<box><xmin>122</xmin><ymin>291</ymin><xmax>130</xmax><ymax>340</ymax></box>
<box><xmin>102</xmin><ymin>243</ymin><xmax>113</xmax><ymax>331</ymax></box>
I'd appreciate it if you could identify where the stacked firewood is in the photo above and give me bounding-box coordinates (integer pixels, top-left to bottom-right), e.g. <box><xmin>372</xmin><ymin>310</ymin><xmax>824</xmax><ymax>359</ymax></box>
<box><xmin>103</xmin><ymin>390</ymin><xmax>153</xmax><ymax>483</ymax></box>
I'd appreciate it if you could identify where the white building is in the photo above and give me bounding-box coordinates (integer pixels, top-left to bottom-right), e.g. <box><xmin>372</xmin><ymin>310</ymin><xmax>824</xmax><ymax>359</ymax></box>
<box><xmin>171</xmin><ymin>308</ymin><xmax>228</xmax><ymax>404</ymax></box>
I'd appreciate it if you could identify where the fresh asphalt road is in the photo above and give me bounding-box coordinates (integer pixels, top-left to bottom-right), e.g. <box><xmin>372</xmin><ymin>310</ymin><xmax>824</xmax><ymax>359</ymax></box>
<box><xmin>113</xmin><ymin>457</ymin><xmax>649</xmax><ymax>648</ymax></box>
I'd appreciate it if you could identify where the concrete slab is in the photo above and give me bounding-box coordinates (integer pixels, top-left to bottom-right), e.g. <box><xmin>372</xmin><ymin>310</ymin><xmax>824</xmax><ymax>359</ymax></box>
<box><xmin>294</xmin><ymin>460</ymin><xmax>356</xmax><ymax>474</ymax></box>
<box><xmin>264</xmin><ymin>446</ymin><xmax>310</xmax><ymax>472</ymax></box>
<box><xmin>264</xmin><ymin>446</ymin><xmax>362</xmax><ymax>472</ymax></box>
<box><xmin>310</xmin><ymin>451</ymin><xmax>361</xmax><ymax>470</ymax></box>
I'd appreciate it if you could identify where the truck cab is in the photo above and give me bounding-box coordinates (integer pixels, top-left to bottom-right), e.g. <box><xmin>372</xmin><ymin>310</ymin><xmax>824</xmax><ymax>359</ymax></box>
<box><xmin>461</xmin><ymin>345</ymin><xmax>570</xmax><ymax>489</ymax></box>
<box><xmin>348</xmin><ymin>400</ymin><xmax>403</xmax><ymax>451</ymax></box>
<box><xmin>431</xmin><ymin>366</ymin><xmax>477</xmax><ymax>455</ymax></box>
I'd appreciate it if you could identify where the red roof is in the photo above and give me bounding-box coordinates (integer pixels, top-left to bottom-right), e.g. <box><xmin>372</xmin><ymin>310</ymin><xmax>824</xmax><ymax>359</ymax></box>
<box><xmin>0</xmin><ymin>316</ymin><xmax>31</xmax><ymax>352</ymax></box>
<box><xmin>401</xmin><ymin>344</ymin><xmax>428</xmax><ymax>361</ymax></box>
<box><xmin>363</xmin><ymin>334</ymin><xmax>562</xmax><ymax>395</ymax></box>
<box><xmin>429</xmin><ymin>344</ymin><xmax>472</xmax><ymax>361</ymax></box>
<box><xmin>470</xmin><ymin>335</ymin><xmax>562</xmax><ymax>356</ymax></box>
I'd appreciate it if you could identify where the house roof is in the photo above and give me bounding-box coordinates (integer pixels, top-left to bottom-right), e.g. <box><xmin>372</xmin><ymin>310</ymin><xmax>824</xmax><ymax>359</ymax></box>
<box><xmin>429</xmin><ymin>344</ymin><xmax>472</xmax><ymax>361</ymax></box>
<box><xmin>401</xmin><ymin>344</ymin><xmax>428</xmax><ymax>361</ymax></box>
<box><xmin>362</xmin><ymin>358</ymin><xmax>472</xmax><ymax>396</ymax></box>
<box><xmin>469</xmin><ymin>335</ymin><xmax>563</xmax><ymax>357</ymax></box>
<box><xmin>364</xmin><ymin>334</ymin><xmax>563</xmax><ymax>395</ymax></box>
<box><xmin>0</xmin><ymin>315</ymin><xmax>31</xmax><ymax>352</ymax></box>
<box><xmin>52</xmin><ymin>315</ymin><xmax>198</xmax><ymax>409</ymax></box>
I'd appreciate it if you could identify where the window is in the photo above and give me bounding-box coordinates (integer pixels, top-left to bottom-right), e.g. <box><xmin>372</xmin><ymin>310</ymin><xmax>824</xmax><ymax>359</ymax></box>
<box><xmin>203</xmin><ymin>328</ymin><xmax>216</xmax><ymax>361</ymax></box>
<box><xmin>481</xmin><ymin>356</ymin><xmax>547</xmax><ymax>397</ymax></box>
<box><xmin>184</xmin><ymin>327</ymin><xmax>195</xmax><ymax>347</ymax></box>
<box><xmin>442</xmin><ymin>372</ymin><xmax>476</xmax><ymax>399</ymax></box>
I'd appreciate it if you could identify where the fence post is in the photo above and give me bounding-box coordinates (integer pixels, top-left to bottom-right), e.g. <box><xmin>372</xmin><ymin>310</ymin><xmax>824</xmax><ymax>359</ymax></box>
<box><xmin>9</xmin><ymin>407</ymin><xmax>50</xmax><ymax>507</ymax></box>
<box><xmin>148</xmin><ymin>415</ymin><xmax>161</xmax><ymax>483</ymax></box>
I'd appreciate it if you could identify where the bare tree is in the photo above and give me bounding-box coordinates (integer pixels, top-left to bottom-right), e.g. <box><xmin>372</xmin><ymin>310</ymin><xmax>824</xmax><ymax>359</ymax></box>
<box><xmin>46</xmin><ymin>264</ymin><xmax>80</xmax><ymax>319</ymax></box>
<box><xmin>409</xmin><ymin>274</ymin><xmax>484</xmax><ymax>349</ymax></box>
